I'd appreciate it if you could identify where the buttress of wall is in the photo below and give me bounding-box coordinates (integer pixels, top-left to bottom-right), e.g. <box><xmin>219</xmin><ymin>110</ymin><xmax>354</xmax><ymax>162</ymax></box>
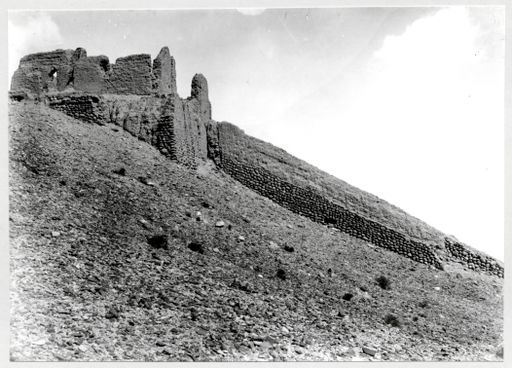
<box><xmin>101</xmin><ymin>94</ymin><xmax>207</xmax><ymax>167</ymax></box>
<box><xmin>45</xmin><ymin>93</ymin><xmax>208</xmax><ymax>168</ymax></box>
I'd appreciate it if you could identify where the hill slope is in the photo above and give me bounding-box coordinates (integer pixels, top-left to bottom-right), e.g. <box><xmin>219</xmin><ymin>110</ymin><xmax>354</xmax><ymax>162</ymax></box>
<box><xmin>9</xmin><ymin>101</ymin><xmax>503</xmax><ymax>361</ymax></box>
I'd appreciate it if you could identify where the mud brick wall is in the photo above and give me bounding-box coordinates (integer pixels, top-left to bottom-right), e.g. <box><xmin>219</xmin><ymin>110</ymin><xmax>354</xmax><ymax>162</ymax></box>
<box><xmin>72</xmin><ymin>55</ymin><xmax>111</xmax><ymax>94</ymax></box>
<box><xmin>11</xmin><ymin>47</ymin><xmax>177</xmax><ymax>97</ymax></box>
<box><xmin>10</xmin><ymin>49</ymin><xmax>82</xmax><ymax>96</ymax></box>
<box><xmin>46</xmin><ymin>94</ymin><xmax>104</xmax><ymax>124</ymax></box>
<box><xmin>105</xmin><ymin>54</ymin><xmax>154</xmax><ymax>95</ymax></box>
<box><xmin>208</xmin><ymin>122</ymin><xmax>444</xmax><ymax>269</ymax></box>
<box><xmin>152</xmin><ymin>47</ymin><xmax>177</xmax><ymax>94</ymax></box>
<box><xmin>445</xmin><ymin>239</ymin><xmax>503</xmax><ymax>278</ymax></box>
<box><xmin>102</xmin><ymin>93</ymin><xmax>208</xmax><ymax>168</ymax></box>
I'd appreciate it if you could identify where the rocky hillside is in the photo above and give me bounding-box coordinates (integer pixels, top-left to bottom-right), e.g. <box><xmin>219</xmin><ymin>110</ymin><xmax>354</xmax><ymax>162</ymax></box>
<box><xmin>9</xmin><ymin>101</ymin><xmax>503</xmax><ymax>361</ymax></box>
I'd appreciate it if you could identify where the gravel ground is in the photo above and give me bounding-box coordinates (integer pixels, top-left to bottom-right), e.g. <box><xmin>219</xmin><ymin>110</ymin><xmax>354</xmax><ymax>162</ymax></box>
<box><xmin>9</xmin><ymin>101</ymin><xmax>503</xmax><ymax>361</ymax></box>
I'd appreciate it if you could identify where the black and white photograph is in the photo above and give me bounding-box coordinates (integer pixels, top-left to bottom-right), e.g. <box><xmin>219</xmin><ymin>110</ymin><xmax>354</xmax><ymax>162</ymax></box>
<box><xmin>6</xmin><ymin>1</ymin><xmax>506</xmax><ymax>363</ymax></box>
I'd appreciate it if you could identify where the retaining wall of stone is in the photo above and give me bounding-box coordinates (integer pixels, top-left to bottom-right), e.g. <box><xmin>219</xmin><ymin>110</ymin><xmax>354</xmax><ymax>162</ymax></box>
<box><xmin>208</xmin><ymin>122</ymin><xmax>444</xmax><ymax>269</ymax></box>
<box><xmin>46</xmin><ymin>94</ymin><xmax>104</xmax><ymax>124</ymax></box>
<box><xmin>445</xmin><ymin>238</ymin><xmax>503</xmax><ymax>277</ymax></box>
<box><xmin>208</xmin><ymin>121</ymin><xmax>504</xmax><ymax>277</ymax></box>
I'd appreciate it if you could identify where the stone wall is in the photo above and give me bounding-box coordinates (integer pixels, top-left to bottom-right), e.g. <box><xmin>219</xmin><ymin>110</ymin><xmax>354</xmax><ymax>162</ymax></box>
<box><xmin>208</xmin><ymin>121</ymin><xmax>504</xmax><ymax>277</ymax></box>
<box><xmin>445</xmin><ymin>238</ymin><xmax>503</xmax><ymax>278</ymax></box>
<box><xmin>46</xmin><ymin>93</ymin><xmax>104</xmax><ymax>124</ymax></box>
<box><xmin>208</xmin><ymin>122</ymin><xmax>444</xmax><ymax>270</ymax></box>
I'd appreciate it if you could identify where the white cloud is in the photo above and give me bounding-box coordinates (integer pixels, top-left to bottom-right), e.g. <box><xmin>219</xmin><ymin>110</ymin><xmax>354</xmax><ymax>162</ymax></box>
<box><xmin>8</xmin><ymin>12</ymin><xmax>64</xmax><ymax>84</ymax></box>
<box><xmin>264</xmin><ymin>7</ymin><xmax>503</xmax><ymax>260</ymax></box>
<box><xmin>348</xmin><ymin>7</ymin><xmax>504</xmax><ymax>259</ymax></box>
<box><xmin>236</xmin><ymin>8</ymin><xmax>266</xmax><ymax>16</ymax></box>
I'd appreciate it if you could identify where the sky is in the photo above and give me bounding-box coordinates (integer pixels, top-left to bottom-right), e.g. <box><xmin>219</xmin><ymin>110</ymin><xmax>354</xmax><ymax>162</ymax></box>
<box><xmin>8</xmin><ymin>7</ymin><xmax>505</xmax><ymax>260</ymax></box>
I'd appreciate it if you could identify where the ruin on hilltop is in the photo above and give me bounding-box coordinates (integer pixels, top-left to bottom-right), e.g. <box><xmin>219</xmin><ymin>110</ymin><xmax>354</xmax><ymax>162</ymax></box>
<box><xmin>9</xmin><ymin>46</ymin><xmax>504</xmax><ymax>278</ymax></box>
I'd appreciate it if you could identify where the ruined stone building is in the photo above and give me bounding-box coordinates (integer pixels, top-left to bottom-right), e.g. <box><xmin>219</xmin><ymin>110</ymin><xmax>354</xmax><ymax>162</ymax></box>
<box><xmin>10</xmin><ymin>46</ymin><xmax>504</xmax><ymax>278</ymax></box>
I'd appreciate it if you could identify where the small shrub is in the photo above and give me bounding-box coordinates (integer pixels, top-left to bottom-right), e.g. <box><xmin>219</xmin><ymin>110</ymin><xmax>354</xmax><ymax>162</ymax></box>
<box><xmin>276</xmin><ymin>269</ymin><xmax>286</xmax><ymax>280</ymax></box>
<box><xmin>113</xmin><ymin>167</ymin><xmax>126</xmax><ymax>176</ymax></box>
<box><xmin>384</xmin><ymin>314</ymin><xmax>401</xmax><ymax>327</ymax></box>
<box><xmin>342</xmin><ymin>293</ymin><xmax>354</xmax><ymax>301</ymax></box>
<box><xmin>376</xmin><ymin>275</ymin><xmax>391</xmax><ymax>290</ymax></box>
<box><xmin>147</xmin><ymin>234</ymin><xmax>168</xmax><ymax>249</ymax></box>
<box><xmin>188</xmin><ymin>242</ymin><xmax>204</xmax><ymax>254</ymax></box>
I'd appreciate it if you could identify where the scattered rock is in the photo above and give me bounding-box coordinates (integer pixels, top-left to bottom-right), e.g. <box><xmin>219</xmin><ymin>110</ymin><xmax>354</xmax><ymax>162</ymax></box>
<box><xmin>105</xmin><ymin>308</ymin><xmax>120</xmax><ymax>320</ymax></box>
<box><xmin>155</xmin><ymin>341</ymin><xmax>166</xmax><ymax>347</ymax></box>
<box><xmin>294</xmin><ymin>346</ymin><xmax>304</xmax><ymax>354</ymax></box>
<box><xmin>384</xmin><ymin>314</ymin><xmax>401</xmax><ymax>327</ymax></box>
<box><xmin>113</xmin><ymin>168</ymin><xmax>126</xmax><ymax>176</ymax></box>
<box><xmin>138</xmin><ymin>176</ymin><xmax>155</xmax><ymax>186</ymax></box>
<box><xmin>231</xmin><ymin>278</ymin><xmax>251</xmax><ymax>292</ymax></box>
<box><xmin>362</xmin><ymin>346</ymin><xmax>377</xmax><ymax>356</ymax></box>
<box><xmin>238</xmin><ymin>235</ymin><xmax>245</xmax><ymax>242</ymax></box>
<box><xmin>284</xmin><ymin>245</ymin><xmax>294</xmax><ymax>252</ymax></box>
<box><xmin>51</xmin><ymin>231</ymin><xmax>61</xmax><ymax>237</ymax></box>
<box><xmin>433</xmin><ymin>287</ymin><xmax>441</xmax><ymax>291</ymax></box>
<box><xmin>269</xmin><ymin>241</ymin><xmax>279</xmax><ymax>250</ymax></box>
<box><xmin>215</xmin><ymin>220</ymin><xmax>225</xmax><ymax>228</ymax></box>
<box><xmin>496</xmin><ymin>344</ymin><xmax>504</xmax><ymax>358</ymax></box>
<box><xmin>188</xmin><ymin>242</ymin><xmax>204</xmax><ymax>254</ymax></box>
<box><xmin>147</xmin><ymin>234</ymin><xmax>168</xmax><ymax>250</ymax></box>
<box><xmin>281</xmin><ymin>326</ymin><xmax>290</xmax><ymax>334</ymax></box>
<box><xmin>260</xmin><ymin>341</ymin><xmax>271</xmax><ymax>350</ymax></box>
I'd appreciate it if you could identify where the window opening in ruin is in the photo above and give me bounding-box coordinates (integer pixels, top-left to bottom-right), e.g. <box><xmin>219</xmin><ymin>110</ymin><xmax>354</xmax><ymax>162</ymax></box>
<box><xmin>48</xmin><ymin>67</ymin><xmax>58</xmax><ymax>80</ymax></box>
